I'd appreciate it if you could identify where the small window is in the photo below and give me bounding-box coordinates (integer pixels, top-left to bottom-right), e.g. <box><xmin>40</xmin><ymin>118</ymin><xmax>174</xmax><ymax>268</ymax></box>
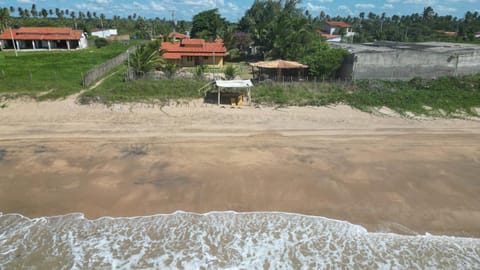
<box><xmin>204</xmin><ymin>56</ymin><xmax>209</xmax><ymax>60</ymax></box>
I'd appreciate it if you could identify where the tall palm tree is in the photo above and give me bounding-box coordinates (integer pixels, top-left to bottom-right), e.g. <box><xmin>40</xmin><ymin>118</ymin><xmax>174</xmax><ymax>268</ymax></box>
<box><xmin>31</xmin><ymin>4</ymin><xmax>37</xmax><ymax>18</ymax></box>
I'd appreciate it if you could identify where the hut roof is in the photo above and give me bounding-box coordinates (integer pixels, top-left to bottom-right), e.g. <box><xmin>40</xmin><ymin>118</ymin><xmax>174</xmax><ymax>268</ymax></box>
<box><xmin>249</xmin><ymin>60</ymin><xmax>308</xmax><ymax>69</ymax></box>
<box><xmin>215</xmin><ymin>80</ymin><xmax>253</xmax><ymax>88</ymax></box>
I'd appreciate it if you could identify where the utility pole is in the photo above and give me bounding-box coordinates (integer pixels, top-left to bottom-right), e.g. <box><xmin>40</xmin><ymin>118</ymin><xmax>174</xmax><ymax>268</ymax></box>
<box><xmin>169</xmin><ymin>10</ymin><xmax>176</xmax><ymax>42</ymax></box>
<box><xmin>9</xmin><ymin>27</ymin><xmax>17</xmax><ymax>57</ymax></box>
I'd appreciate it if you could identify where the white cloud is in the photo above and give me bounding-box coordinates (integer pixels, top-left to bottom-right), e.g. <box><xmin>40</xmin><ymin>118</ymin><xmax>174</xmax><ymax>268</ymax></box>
<box><xmin>382</xmin><ymin>3</ymin><xmax>394</xmax><ymax>8</ymax></box>
<box><xmin>355</xmin><ymin>3</ymin><xmax>376</xmax><ymax>9</ymax></box>
<box><xmin>17</xmin><ymin>0</ymin><xmax>33</xmax><ymax>3</ymax></box>
<box><xmin>338</xmin><ymin>5</ymin><xmax>354</xmax><ymax>15</ymax></box>
<box><xmin>306</xmin><ymin>3</ymin><xmax>328</xmax><ymax>12</ymax></box>
<box><xmin>219</xmin><ymin>2</ymin><xmax>243</xmax><ymax>20</ymax></box>
<box><xmin>434</xmin><ymin>5</ymin><xmax>457</xmax><ymax>13</ymax></box>
<box><xmin>150</xmin><ymin>1</ymin><xmax>165</xmax><ymax>11</ymax></box>
<box><xmin>94</xmin><ymin>0</ymin><xmax>111</xmax><ymax>3</ymax></box>
<box><xmin>183</xmin><ymin>0</ymin><xmax>225</xmax><ymax>7</ymax></box>
<box><xmin>446</xmin><ymin>0</ymin><xmax>477</xmax><ymax>2</ymax></box>
<box><xmin>316</xmin><ymin>0</ymin><xmax>333</xmax><ymax>3</ymax></box>
<box><xmin>403</xmin><ymin>0</ymin><xmax>437</xmax><ymax>5</ymax></box>
<box><xmin>75</xmin><ymin>3</ymin><xmax>104</xmax><ymax>11</ymax></box>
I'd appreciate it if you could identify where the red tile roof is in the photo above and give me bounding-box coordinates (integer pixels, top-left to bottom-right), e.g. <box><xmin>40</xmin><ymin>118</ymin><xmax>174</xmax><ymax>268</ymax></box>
<box><xmin>0</xmin><ymin>27</ymin><xmax>84</xmax><ymax>41</ymax></box>
<box><xmin>163</xmin><ymin>52</ymin><xmax>182</xmax><ymax>60</ymax></box>
<box><xmin>107</xmin><ymin>34</ymin><xmax>130</xmax><ymax>41</ymax></box>
<box><xmin>325</xmin><ymin>21</ymin><xmax>352</xmax><ymax>28</ymax></box>
<box><xmin>161</xmin><ymin>38</ymin><xmax>227</xmax><ymax>60</ymax></box>
<box><xmin>181</xmin><ymin>38</ymin><xmax>205</xmax><ymax>46</ymax></box>
<box><xmin>316</xmin><ymin>30</ymin><xmax>340</xmax><ymax>40</ymax></box>
<box><xmin>435</xmin><ymin>30</ymin><xmax>457</xmax><ymax>37</ymax></box>
<box><xmin>168</xmin><ymin>32</ymin><xmax>189</xmax><ymax>39</ymax></box>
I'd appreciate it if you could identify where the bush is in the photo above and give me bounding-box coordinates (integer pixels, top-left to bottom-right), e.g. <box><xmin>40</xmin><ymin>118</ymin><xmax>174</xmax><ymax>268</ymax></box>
<box><xmin>94</xmin><ymin>38</ymin><xmax>109</xmax><ymax>48</ymax></box>
<box><xmin>163</xmin><ymin>62</ymin><xmax>178</xmax><ymax>78</ymax></box>
<box><xmin>195</xmin><ymin>65</ymin><xmax>205</xmax><ymax>78</ymax></box>
<box><xmin>224</xmin><ymin>64</ymin><xmax>237</xmax><ymax>80</ymax></box>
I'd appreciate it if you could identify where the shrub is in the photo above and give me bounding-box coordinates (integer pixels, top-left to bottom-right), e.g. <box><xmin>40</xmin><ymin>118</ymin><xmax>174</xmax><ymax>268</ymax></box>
<box><xmin>94</xmin><ymin>38</ymin><xmax>109</xmax><ymax>48</ymax></box>
<box><xmin>195</xmin><ymin>65</ymin><xmax>205</xmax><ymax>78</ymax></box>
<box><xmin>224</xmin><ymin>64</ymin><xmax>237</xmax><ymax>80</ymax></box>
<box><xmin>163</xmin><ymin>62</ymin><xmax>178</xmax><ymax>78</ymax></box>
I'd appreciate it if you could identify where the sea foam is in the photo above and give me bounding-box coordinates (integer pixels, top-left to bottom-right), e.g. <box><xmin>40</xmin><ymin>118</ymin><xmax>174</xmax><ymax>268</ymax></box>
<box><xmin>0</xmin><ymin>211</ymin><xmax>479</xmax><ymax>269</ymax></box>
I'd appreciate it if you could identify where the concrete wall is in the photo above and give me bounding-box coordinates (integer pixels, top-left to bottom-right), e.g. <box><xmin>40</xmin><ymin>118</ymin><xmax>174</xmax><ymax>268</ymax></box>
<box><xmin>338</xmin><ymin>45</ymin><xmax>480</xmax><ymax>81</ymax></box>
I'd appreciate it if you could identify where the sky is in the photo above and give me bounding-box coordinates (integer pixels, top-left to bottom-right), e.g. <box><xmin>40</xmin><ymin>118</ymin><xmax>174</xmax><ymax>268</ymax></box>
<box><xmin>1</xmin><ymin>0</ymin><xmax>479</xmax><ymax>22</ymax></box>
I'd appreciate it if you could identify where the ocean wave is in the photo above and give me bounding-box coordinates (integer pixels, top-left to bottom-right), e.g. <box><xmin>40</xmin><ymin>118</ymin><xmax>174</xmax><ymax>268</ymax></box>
<box><xmin>1</xmin><ymin>211</ymin><xmax>479</xmax><ymax>269</ymax></box>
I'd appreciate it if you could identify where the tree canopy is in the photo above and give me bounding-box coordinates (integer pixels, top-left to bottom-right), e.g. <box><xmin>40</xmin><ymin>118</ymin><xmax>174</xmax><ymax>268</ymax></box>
<box><xmin>238</xmin><ymin>0</ymin><xmax>316</xmax><ymax>60</ymax></box>
<box><xmin>190</xmin><ymin>9</ymin><xmax>226</xmax><ymax>41</ymax></box>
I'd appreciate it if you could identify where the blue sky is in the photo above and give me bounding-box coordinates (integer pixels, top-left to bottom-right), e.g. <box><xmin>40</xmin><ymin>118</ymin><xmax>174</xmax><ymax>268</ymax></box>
<box><xmin>1</xmin><ymin>0</ymin><xmax>479</xmax><ymax>22</ymax></box>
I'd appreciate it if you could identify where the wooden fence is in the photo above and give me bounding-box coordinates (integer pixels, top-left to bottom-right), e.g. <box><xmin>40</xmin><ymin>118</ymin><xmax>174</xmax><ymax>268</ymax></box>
<box><xmin>82</xmin><ymin>46</ymin><xmax>136</xmax><ymax>87</ymax></box>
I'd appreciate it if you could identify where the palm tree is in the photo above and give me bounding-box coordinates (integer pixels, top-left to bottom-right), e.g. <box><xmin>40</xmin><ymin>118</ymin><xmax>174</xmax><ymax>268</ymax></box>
<box><xmin>128</xmin><ymin>43</ymin><xmax>165</xmax><ymax>79</ymax></box>
<box><xmin>31</xmin><ymin>4</ymin><xmax>37</xmax><ymax>18</ymax></box>
<box><xmin>41</xmin><ymin>8</ymin><xmax>48</xmax><ymax>18</ymax></box>
<box><xmin>0</xmin><ymin>8</ymin><xmax>10</xmax><ymax>32</ymax></box>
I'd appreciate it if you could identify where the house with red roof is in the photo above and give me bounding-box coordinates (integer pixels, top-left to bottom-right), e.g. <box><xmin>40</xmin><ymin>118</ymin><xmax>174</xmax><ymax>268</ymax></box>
<box><xmin>158</xmin><ymin>32</ymin><xmax>190</xmax><ymax>41</ymax></box>
<box><xmin>317</xmin><ymin>21</ymin><xmax>355</xmax><ymax>42</ymax></box>
<box><xmin>0</xmin><ymin>27</ymin><xmax>87</xmax><ymax>51</ymax></box>
<box><xmin>161</xmin><ymin>38</ymin><xmax>227</xmax><ymax>68</ymax></box>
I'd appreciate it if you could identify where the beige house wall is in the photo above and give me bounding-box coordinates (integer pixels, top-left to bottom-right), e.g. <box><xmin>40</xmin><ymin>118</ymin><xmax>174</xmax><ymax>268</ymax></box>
<box><xmin>169</xmin><ymin>56</ymin><xmax>223</xmax><ymax>68</ymax></box>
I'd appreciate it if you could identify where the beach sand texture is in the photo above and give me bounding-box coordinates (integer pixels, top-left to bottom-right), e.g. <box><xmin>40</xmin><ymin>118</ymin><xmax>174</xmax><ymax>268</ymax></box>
<box><xmin>1</xmin><ymin>97</ymin><xmax>480</xmax><ymax>237</ymax></box>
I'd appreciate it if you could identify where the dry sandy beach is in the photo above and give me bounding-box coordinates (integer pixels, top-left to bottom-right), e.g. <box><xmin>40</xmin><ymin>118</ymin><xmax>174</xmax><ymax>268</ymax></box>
<box><xmin>1</xmin><ymin>97</ymin><xmax>480</xmax><ymax>237</ymax></box>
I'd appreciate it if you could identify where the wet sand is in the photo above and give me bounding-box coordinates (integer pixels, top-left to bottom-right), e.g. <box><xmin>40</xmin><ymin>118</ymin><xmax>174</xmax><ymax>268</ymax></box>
<box><xmin>1</xmin><ymin>98</ymin><xmax>480</xmax><ymax>237</ymax></box>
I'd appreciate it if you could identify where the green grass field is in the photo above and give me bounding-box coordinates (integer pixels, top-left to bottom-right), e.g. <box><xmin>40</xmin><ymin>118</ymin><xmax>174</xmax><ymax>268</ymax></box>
<box><xmin>79</xmin><ymin>66</ymin><xmax>206</xmax><ymax>105</ymax></box>
<box><xmin>0</xmin><ymin>42</ymin><xmax>132</xmax><ymax>99</ymax></box>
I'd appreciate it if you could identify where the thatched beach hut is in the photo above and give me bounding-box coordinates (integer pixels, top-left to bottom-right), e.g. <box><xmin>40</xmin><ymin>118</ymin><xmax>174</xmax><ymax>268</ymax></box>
<box><xmin>249</xmin><ymin>60</ymin><xmax>308</xmax><ymax>82</ymax></box>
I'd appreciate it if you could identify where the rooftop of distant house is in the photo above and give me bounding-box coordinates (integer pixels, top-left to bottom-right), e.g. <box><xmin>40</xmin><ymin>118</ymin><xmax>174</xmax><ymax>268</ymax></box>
<box><xmin>435</xmin><ymin>30</ymin><xmax>457</xmax><ymax>37</ymax></box>
<box><xmin>159</xmin><ymin>32</ymin><xmax>190</xmax><ymax>40</ymax></box>
<box><xmin>325</xmin><ymin>21</ymin><xmax>352</xmax><ymax>28</ymax></box>
<box><xmin>0</xmin><ymin>27</ymin><xmax>84</xmax><ymax>40</ymax></box>
<box><xmin>316</xmin><ymin>29</ymin><xmax>340</xmax><ymax>40</ymax></box>
<box><xmin>161</xmin><ymin>38</ymin><xmax>226</xmax><ymax>60</ymax></box>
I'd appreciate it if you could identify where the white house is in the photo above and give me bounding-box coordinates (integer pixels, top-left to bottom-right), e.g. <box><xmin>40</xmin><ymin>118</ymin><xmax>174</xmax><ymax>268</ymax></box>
<box><xmin>91</xmin><ymin>29</ymin><xmax>118</xmax><ymax>38</ymax></box>
<box><xmin>0</xmin><ymin>27</ymin><xmax>87</xmax><ymax>50</ymax></box>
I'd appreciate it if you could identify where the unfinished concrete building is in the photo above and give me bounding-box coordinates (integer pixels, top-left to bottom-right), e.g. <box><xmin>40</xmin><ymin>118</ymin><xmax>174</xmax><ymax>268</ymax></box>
<box><xmin>334</xmin><ymin>42</ymin><xmax>480</xmax><ymax>80</ymax></box>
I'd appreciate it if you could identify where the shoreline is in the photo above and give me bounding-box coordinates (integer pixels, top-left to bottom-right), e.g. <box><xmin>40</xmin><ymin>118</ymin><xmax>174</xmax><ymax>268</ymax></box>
<box><xmin>2</xmin><ymin>210</ymin><xmax>480</xmax><ymax>240</ymax></box>
<box><xmin>1</xmin><ymin>98</ymin><xmax>480</xmax><ymax>237</ymax></box>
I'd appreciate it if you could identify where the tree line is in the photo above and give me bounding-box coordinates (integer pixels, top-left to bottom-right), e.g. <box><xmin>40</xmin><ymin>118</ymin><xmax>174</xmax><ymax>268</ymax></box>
<box><xmin>2</xmin><ymin>1</ymin><xmax>480</xmax><ymax>78</ymax></box>
<box><xmin>0</xmin><ymin>4</ymin><xmax>191</xmax><ymax>40</ymax></box>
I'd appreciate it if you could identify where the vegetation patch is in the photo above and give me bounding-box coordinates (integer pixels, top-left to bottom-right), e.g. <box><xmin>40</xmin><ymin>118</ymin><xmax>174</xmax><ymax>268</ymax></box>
<box><xmin>80</xmin><ymin>66</ymin><xmax>206</xmax><ymax>104</ymax></box>
<box><xmin>0</xmin><ymin>43</ymin><xmax>132</xmax><ymax>99</ymax></box>
<box><xmin>252</xmin><ymin>74</ymin><xmax>480</xmax><ymax>118</ymax></box>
